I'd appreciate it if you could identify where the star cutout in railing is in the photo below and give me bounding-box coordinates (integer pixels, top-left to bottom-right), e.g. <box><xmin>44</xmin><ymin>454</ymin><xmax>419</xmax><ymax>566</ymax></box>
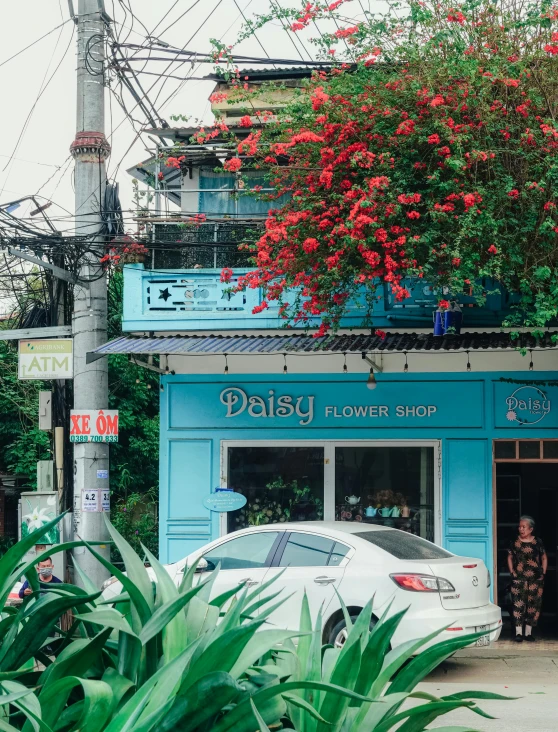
<box><xmin>159</xmin><ymin>288</ymin><xmax>171</xmax><ymax>302</ymax></box>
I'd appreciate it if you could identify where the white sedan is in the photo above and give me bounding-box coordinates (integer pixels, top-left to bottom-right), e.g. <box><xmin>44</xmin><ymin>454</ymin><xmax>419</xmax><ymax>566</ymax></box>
<box><xmin>103</xmin><ymin>522</ymin><xmax>502</xmax><ymax>650</ymax></box>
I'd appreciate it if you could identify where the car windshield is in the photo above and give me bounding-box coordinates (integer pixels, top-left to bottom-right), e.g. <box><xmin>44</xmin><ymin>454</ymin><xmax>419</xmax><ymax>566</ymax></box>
<box><xmin>355</xmin><ymin>530</ymin><xmax>453</xmax><ymax>560</ymax></box>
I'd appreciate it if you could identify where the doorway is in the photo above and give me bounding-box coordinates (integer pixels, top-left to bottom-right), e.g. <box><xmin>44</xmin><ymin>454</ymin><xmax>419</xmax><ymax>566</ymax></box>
<box><xmin>494</xmin><ymin>440</ymin><xmax>558</xmax><ymax>635</ymax></box>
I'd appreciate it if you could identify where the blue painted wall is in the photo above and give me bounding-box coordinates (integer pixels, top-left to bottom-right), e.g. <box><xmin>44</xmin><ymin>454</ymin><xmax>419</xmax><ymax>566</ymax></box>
<box><xmin>159</xmin><ymin>371</ymin><xmax>558</xmax><ymax>582</ymax></box>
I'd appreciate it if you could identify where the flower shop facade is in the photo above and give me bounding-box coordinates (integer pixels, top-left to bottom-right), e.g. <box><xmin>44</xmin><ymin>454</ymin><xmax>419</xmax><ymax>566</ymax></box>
<box><xmin>90</xmin><ymin>322</ymin><xmax>558</xmax><ymax>613</ymax></box>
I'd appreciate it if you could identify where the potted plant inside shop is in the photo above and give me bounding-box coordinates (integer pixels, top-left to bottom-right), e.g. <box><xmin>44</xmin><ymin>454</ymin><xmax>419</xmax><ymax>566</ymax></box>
<box><xmin>231</xmin><ymin>477</ymin><xmax>324</xmax><ymax>529</ymax></box>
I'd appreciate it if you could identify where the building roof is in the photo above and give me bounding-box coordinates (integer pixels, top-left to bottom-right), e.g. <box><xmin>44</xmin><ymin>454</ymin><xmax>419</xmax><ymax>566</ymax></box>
<box><xmin>87</xmin><ymin>331</ymin><xmax>558</xmax><ymax>362</ymax></box>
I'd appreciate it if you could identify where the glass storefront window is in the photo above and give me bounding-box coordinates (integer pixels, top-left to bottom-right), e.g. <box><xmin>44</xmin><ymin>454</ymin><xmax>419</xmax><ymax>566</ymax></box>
<box><xmin>227</xmin><ymin>446</ymin><xmax>324</xmax><ymax>532</ymax></box>
<box><xmin>335</xmin><ymin>446</ymin><xmax>435</xmax><ymax>542</ymax></box>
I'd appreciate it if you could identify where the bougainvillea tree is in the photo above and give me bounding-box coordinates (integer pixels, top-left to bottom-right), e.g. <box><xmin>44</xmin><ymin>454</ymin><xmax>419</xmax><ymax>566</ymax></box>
<box><xmin>210</xmin><ymin>0</ymin><xmax>558</xmax><ymax>334</ymax></box>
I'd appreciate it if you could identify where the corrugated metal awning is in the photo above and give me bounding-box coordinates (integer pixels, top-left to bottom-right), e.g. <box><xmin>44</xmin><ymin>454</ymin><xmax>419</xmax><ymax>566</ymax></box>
<box><xmin>86</xmin><ymin>331</ymin><xmax>558</xmax><ymax>363</ymax></box>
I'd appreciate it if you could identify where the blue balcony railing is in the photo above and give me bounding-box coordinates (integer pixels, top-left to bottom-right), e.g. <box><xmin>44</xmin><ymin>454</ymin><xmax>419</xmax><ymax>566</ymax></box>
<box><xmin>123</xmin><ymin>264</ymin><xmax>518</xmax><ymax>332</ymax></box>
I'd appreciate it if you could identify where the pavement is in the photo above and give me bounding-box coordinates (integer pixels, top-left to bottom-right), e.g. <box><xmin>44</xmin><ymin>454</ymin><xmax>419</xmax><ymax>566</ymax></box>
<box><xmin>418</xmin><ymin>634</ymin><xmax>558</xmax><ymax>731</ymax></box>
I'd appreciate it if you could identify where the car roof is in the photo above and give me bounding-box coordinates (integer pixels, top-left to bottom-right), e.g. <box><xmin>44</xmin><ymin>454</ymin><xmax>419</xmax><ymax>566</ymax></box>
<box><xmin>232</xmin><ymin>521</ymin><xmax>392</xmax><ymax>535</ymax></box>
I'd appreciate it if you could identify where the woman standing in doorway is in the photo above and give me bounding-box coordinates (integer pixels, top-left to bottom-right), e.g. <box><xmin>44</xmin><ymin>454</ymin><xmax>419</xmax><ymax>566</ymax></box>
<box><xmin>507</xmin><ymin>515</ymin><xmax>548</xmax><ymax>642</ymax></box>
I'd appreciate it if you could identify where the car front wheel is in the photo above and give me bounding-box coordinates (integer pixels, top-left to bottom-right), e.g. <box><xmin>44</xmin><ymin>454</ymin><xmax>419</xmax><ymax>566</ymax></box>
<box><xmin>328</xmin><ymin>614</ymin><xmax>377</xmax><ymax>648</ymax></box>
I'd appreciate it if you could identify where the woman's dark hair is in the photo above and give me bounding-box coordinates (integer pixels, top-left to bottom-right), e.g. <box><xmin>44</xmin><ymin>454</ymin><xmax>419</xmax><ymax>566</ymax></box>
<box><xmin>520</xmin><ymin>515</ymin><xmax>535</xmax><ymax>530</ymax></box>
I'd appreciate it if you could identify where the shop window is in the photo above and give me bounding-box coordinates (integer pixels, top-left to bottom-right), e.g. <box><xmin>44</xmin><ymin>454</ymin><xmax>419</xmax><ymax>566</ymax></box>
<box><xmin>494</xmin><ymin>441</ymin><xmax>516</xmax><ymax>459</ymax></box>
<box><xmin>335</xmin><ymin>446</ymin><xmax>435</xmax><ymax>542</ymax></box>
<box><xmin>202</xmin><ymin>531</ymin><xmax>279</xmax><ymax>571</ymax></box>
<box><xmin>278</xmin><ymin>533</ymin><xmax>334</xmax><ymax>567</ymax></box>
<box><xmin>543</xmin><ymin>441</ymin><xmax>558</xmax><ymax>459</ymax></box>
<box><xmin>227</xmin><ymin>446</ymin><xmax>324</xmax><ymax>532</ymax></box>
<box><xmin>518</xmin><ymin>441</ymin><xmax>541</xmax><ymax>459</ymax></box>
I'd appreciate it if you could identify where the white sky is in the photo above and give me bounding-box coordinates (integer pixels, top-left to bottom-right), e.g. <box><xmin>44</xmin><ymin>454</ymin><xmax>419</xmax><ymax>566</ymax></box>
<box><xmin>0</xmin><ymin>0</ymin><xmax>358</xmax><ymax>228</ymax></box>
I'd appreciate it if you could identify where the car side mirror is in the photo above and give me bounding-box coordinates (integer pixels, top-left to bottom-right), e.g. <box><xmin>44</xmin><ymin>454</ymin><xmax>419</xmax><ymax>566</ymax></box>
<box><xmin>195</xmin><ymin>557</ymin><xmax>209</xmax><ymax>573</ymax></box>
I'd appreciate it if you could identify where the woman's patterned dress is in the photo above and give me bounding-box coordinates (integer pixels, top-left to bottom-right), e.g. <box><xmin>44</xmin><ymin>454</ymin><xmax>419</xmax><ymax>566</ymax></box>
<box><xmin>508</xmin><ymin>537</ymin><xmax>546</xmax><ymax>628</ymax></box>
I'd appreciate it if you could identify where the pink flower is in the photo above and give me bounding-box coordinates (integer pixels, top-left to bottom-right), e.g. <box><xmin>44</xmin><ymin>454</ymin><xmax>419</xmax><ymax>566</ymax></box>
<box><xmin>507</xmin><ymin>189</ymin><xmax>519</xmax><ymax>199</ymax></box>
<box><xmin>375</xmin><ymin>329</ymin><xmax>387</xmax><ymax>340</ymax></box>
<box><xmin>239</xmin><ymin>115</ymin><xmax>252</xmax><ymax>127</ymax></box>
<box><xmin>488</xmin><ymin>244</ymin><xmax>498</xmax><ymax>254</ymax></box>
<box><xmin>221</xmin><ymin>267</ymin><xmax>233</xmax><ymax>283</ymax></box>
<box><xmin>452</xmin><ymin>257</ymin><xmax>461</xmax><ymax>266</ymax></box>
<box><xmin>427</xmin><ymin>133</ymin><xmax>441</xmax><ymax>144</ymax></box>
<box><xmin>438</xmin><ymin>299</ymin><xmax>451</xmax><ymax>310</ymax></box>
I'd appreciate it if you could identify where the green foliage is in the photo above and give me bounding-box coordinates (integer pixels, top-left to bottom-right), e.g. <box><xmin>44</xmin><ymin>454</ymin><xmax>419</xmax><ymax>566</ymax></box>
<box><xmin>110</xmin><ymin>487</ymin><xmax>158</xmax><ymax>564</ymax></box>
<box><xmin>0</xmin><ymin>516</ymin><xmax>514</xmax><ymax>730</ymax></box>
<box><xmin>107</xmin><ymin>272</ymin><xmax>160</xmax><ymax>539</ymax></box>
<box><xmin>0</xmin><ymin>337</ymin><xmax>50</xmax><ymax>485</ymax></box>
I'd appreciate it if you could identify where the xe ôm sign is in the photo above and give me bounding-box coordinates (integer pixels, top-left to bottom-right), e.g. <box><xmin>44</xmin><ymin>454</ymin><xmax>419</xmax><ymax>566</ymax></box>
<box><xmin>18</xmin><ymin>339</ymin><xmax>73</xmax><ymax>380</ymax></box>
<box><xmin>70</xmin><ymin>410</ymin><xmax>119</xmax><ymax>443</ymax></box>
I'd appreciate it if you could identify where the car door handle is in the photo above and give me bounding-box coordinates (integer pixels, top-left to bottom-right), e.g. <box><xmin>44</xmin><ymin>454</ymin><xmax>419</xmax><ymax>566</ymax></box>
<box><xmin>240</xmin><ymin>578</ymin><xmax>259</xmax><ymax>587</ymax></box>
<box><xmin>314</xmin><ymin>576</ymin><xmax>337</xmax><ymax>585</ymax></box>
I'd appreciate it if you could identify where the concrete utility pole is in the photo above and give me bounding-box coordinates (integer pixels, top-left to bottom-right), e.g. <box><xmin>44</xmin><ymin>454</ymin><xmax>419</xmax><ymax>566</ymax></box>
<box><xmin>70</xmin><ymin>0</ymin><xmax>111</xmax><ymax>588</ymax></box>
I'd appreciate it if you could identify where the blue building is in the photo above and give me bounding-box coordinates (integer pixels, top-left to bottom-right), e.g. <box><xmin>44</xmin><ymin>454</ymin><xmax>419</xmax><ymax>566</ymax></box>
<box><xmin>90</xmin><ymin>69</ymin><xmax>558</xmax><ymax>628</ymax></box>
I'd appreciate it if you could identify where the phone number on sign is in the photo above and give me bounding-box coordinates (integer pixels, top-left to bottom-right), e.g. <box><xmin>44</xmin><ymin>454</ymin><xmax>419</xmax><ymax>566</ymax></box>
<box><xmin>70</xmin><ymin>435</ymin><xmax>118</xmax><ymax>443</ymax></box>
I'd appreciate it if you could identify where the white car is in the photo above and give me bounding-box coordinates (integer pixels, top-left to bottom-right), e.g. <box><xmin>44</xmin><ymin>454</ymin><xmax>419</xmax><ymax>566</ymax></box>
<box><xmin>103</xmin><ymin>522</ymin><xmax>502</xmax><ymax>650</ymax></box>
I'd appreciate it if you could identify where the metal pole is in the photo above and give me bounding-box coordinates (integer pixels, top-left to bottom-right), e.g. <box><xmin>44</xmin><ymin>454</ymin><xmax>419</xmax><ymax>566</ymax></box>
<box><xmin>70</xmin><ymin>0</ymin><xmax>111</xmax><ymax>588</ymax></box>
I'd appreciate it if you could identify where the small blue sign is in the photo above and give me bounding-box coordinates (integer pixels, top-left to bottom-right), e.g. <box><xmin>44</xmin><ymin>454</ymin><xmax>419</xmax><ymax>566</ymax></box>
<box><xmin>203</xmin><ymin>490</ymin><xmax>247</xmax><ymax>513</ymax></box>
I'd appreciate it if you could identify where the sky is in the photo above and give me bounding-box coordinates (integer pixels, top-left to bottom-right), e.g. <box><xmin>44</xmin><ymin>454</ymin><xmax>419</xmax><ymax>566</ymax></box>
<box><xmin>0</xmin><ymin>0</ymin><xmax>366</xmax><ymax>230</ymax></box>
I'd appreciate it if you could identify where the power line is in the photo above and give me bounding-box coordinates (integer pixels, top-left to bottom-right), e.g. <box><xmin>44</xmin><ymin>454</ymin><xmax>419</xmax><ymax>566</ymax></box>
<box><xmin>0</xmin><ymin>19</ymin><xmax>71</xmax><ymax>70</ymax></box>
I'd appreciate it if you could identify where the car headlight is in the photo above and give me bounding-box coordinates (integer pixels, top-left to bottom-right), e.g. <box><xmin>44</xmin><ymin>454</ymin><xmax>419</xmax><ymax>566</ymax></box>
<box><xmin>101</xmin><ymin>576</ymin><xmax>118</xmax><ymax>591</ymax></box>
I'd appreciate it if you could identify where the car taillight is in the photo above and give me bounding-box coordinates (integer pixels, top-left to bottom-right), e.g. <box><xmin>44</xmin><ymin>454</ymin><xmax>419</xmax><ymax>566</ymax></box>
<box><xmin>390</xmin><ymin>573</ymin><xmax>456</xmax><ymax>592</ymax></box>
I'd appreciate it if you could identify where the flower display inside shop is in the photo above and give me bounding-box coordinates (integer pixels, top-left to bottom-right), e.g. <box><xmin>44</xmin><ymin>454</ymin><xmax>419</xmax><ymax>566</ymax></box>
<box><xmin>213</xmin><ymin>0</ymin><xmax>558</xmax><ymax>334</ymax></box>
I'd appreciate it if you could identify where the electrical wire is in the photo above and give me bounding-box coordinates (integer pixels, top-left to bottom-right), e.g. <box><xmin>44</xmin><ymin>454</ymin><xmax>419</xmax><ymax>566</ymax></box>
<box><xmin>0</xmin><ymin>19</ymin><xmax>71</xmax><ymax>70</ymax></box>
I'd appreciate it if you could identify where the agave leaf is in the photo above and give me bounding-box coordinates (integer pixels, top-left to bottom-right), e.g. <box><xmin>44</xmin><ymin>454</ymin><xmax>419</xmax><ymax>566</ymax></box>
<box><xmin>354</xmin><ymin>607</ymin><xmax>407</xmax><ymax>700</ymax></box>
<box><xmin>317</xmin><ymin>634</ymin><xmax>362</xmax><ymax>732</ymax></box>
<box><xmin>370</xmin><ymin>623</ymin><xmax>453</xmax><ymax>697</ymax></box>
<box><xmin>374</xmin><ymin>699</ymin><xmax>476</xmax><ymax>732</ymax></box>
<box><xmin>153</xmin><ymin>671</ymin><xmax>243</xmax><ymax>732</ymax></box>
<box><xmin>349</xmin><ymin>691</ymin><xmax>409</xmax><ymax>732</ymax></box>
<box><xmin>39</xmin><ymin>628</ymin><xmax>112</xmax><ymax>688</ymax></box>
<box><xmin>102</xmin><ymin>668</ymin><xmax>135</xmax><ymax>713</ymax></box>
<box><xmin>284</xmin><ymin>693</ymin><xmax>332</xmax><ymax>725</ymax></box>
<box><xmin>230</xmin><ymin>629</ymin><xmax>306</xmax><ymax>680</ymax></box>
<box><xmin>250</xmin><ymin>698</ymin><xmax>272</xmax><ymax>732</ymax></box>
<box><xmin>0</xmin><ymin>591</ymin><xmax>101</xmax><ymax>671</ymax></box>
<box><xmin>212</xmin><ymin>680</ymin><xmax>374</xmax><ymax>732</ymax></box>
<box><xmin>210</xmin><ymin>582</ymin><xmax>249</xmax><ymax>610</ymax></box>
<box><xmin>104</xmin><ymin>519</ymin><xmax>154</xmax><ymax>612</ymax></box>
<box><xmin>185</xmin><ymin>596</ymin><xmax>220</xmax><ymax>646</ymax></box>
<box><xmin>423</xmin><ymin>728</ymin><xmax>481</xmax><ymax>732</ymax></box>
<box><xmin>105</xmin><ymin>638</ymin><xmax>202</xmax><ymax>732</ymax></box>
<box><xmin>443</xmin><ymin>691</ymin><xmax>519</xmax><ymax>701</ymax></box>
<box><xmin>138</xmin><ymin>583</ymin><xmax>206</xmax><ymax>645</ymax></box>
<box><xmin>241</xmin><ymin>589</ymin><xmax>285</xmax><ymax>620</ymax></box>
<box><xmin>141</xmin><ymin>546</ymin><xmax>187</xmax><ymax>662</ymax></box>
<box><xmin>73</xmin><ymin>557</ymin><xmax>101</xmax><ymax>597</ymax></box>
<box><xmin>387</xmin><ymin>631</ymin><xmax>488</xmax><ymax>695</ymax></box>
<box><xmin>333</xmin><ymin>587</ymin><xmax>354</xmax><ymax>635</ymax></box>
<box><xmin>74</xmin><ymin>608</ymin><xmax>138</xmax><ymax>637</ymax></box>
<box><xmin>184</xmin><ymin>619</ymin><xmax>267</xmax><ymax>688</ymax></box>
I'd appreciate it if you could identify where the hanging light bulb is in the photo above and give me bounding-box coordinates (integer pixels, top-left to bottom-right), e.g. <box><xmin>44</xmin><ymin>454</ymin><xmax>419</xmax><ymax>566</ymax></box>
<box><xmin>224</xmin><ymin>354</ymin><xmax>229</xmax><ymax>375</ymax></box>
<box><xmin>403</xmin><ymin>352</ymin><xmax>408</xmax><ymax>373</ymax></box>
<box><xmin>529</xmin><ymin>349</ymin><xmax>534</xmax><ymax>371</ymax></box>
<box><xmin>466</xmin><ymin>351</ymin><xmax>471</xmax><ymax>372</ymax></box>
<box><xmin>283</xmin><ymin>354</ymin><xmax>288</xmax><ymax>374</ymax></box>
<box><xmin>367</xmin><ymin>367</ymin><xmax>377</xmax><ymax>390</ymax></box>
<box><xmin>343</xmin><ymin>353</ymin><xmax>348</xmax><ymax>374</ymax></box>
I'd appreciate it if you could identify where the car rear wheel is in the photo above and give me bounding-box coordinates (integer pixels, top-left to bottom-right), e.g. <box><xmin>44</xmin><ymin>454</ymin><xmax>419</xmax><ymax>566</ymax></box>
<box><xmin>328</xmin><ymin>614</ymin><xmax>378</xmax><ymax>649</ymax></box>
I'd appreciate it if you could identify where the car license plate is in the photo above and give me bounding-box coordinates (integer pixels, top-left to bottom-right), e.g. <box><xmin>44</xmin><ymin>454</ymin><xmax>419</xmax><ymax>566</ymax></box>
<box><xmin>475</xmin><ymin>625</ymin><xmax>490</xmax><ymax>646</ymax></box>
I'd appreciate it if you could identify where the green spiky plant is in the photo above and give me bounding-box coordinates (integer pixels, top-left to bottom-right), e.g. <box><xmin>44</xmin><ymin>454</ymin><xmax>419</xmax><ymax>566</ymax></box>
<box><xmin>0</xmin><ymin>515</ymin><xmax>513</xmax><ymax>730</ymax></box>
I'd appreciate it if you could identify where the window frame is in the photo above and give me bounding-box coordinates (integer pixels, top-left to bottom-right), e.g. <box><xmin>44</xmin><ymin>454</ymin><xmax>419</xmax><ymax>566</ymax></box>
<box><xmin>201</xmin><ymin>530</ymin><xmax>285</xmax><ymax>571</ymax></box>
<box><xmin>271</xmin><ymin>530</ymin><xmax>353</xmax><ymax>568</ymax></box>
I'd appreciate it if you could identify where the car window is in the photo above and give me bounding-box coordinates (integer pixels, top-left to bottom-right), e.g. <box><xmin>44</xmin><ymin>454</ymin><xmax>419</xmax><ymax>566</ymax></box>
<box><xmin>355</xmin><ymin>530</ymin><xmax>453</xmax><ymax>560</ymax></box>
<box><xmin>329</xmin><ymin>541</ymin><xmax>350</xmax><ymax>566</ymax></box>
<box><xmin>203</xmin><ymin>531</ymin><xmax>279</xmax><ymax>571</ymax></box>
<box><xmin>278</xmin><ymin>533</ymin><xmax>335</xmax><ymax>567</ymax></box>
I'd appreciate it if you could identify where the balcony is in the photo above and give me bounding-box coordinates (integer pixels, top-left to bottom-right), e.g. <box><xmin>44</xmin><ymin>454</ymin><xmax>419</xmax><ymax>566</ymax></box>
<box><xmin>123</xmin><ymin>256</ymin><xmax>518</xmax><ymax>333</ymax></box>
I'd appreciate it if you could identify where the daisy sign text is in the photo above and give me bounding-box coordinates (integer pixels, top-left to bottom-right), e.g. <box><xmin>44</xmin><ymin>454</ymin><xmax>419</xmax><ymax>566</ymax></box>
<box><xmin>70</xmin><ymin>409</ymin><xmax>119</xmax><ymax>443</ymax></box>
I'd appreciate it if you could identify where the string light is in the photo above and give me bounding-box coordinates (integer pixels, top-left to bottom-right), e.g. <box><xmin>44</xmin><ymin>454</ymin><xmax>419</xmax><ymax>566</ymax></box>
<box><xmin>224</xmin><ymin>353</ymin><xmax>229</xmax><ymax>375</ymax></box>
<box><xmin>529</xmin><ymin>349</ymin><xmax>534</xmax><ymax>371</ymax></box>
<box><xmin>366</xmin><ymin>366</ymin><xmax>377</xmax><ymax>390</ymax></box>
<box><xmin>343</xmin><ymin>352</ymin><xmax>348</xmax><ymax>373</ymax></box>
<box><xmin>466</xmin><ymin>351</ymin><xmax>471</xmax><ymax>372</ymax></box>
<box><xmin>283</xmin><ymin>354</ymin><xmax>288</xmax><ymax>374</ymax></box>
<box><xmin>403</xmin><ymin>352</ymin><xmax>408</xmax><ymax>373</ymax></box>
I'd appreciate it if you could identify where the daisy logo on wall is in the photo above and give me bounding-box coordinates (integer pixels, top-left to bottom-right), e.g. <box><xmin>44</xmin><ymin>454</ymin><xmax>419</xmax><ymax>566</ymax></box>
<box><xmin>505</xmin><ymin>385</ymin><xmax>551</xmax><ymax>426</ymax></box>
